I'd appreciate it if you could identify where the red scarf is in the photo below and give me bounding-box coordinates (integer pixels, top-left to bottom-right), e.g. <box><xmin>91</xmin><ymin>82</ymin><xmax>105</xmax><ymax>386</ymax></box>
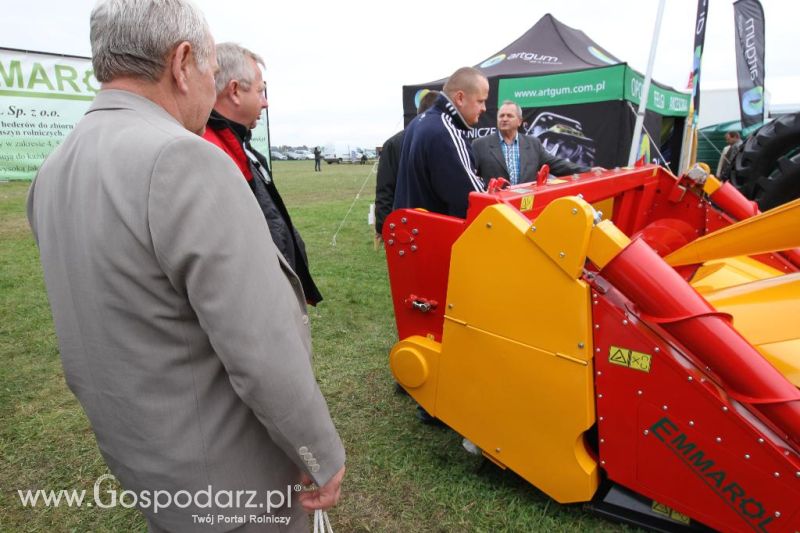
<box><xmin>202</xmin><ymin>127</ymin><xmax>253</xmax><ymax>181</ymax></box>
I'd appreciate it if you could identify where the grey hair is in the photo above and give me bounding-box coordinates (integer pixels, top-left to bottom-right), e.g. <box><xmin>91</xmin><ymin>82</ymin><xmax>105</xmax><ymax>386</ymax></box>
<box><xmin>90</xmin><ymin>0</ymin><xmax>213</xmax><ymax>83</ymax></box>
<box><xmin>214</xmin><ymin>42</ymin><xmax>265</xmax><ymax>94</ymax></box>
<box><xmin>499</xmin><ymin>100</ymin><xmax>523</xmax><ymax>119</ymax></box>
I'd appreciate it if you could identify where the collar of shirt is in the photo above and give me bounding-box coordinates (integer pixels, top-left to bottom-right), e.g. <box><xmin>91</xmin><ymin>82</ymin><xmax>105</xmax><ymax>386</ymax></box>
<box><xmin>498</xmin><ymin>131</ymin><xmax>520</xmax><ymax>185</ymax></box>
<box><xmin>440</xmin><ymin>93</ymin><xmax>471</xmax><ymax>131</ymax></box>
<box><xmin>497</xmin><ymin>130</ymin><xmax>518</xmax><ymax>146</ymax></box>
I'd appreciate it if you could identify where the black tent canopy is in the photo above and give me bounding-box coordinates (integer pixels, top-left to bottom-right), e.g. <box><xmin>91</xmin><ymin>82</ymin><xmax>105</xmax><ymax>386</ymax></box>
<box><xmin>402</xmin><ymin>14</ymin><xmax>690</xmax><ymax>170</ymax></box>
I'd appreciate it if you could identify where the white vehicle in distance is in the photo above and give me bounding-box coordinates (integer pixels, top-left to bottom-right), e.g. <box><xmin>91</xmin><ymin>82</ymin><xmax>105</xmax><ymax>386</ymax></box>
<box><xmin>294</xmin><ymin>149</ymin><xmax>314</xmax><ymax>160</ymax></box>
<box><xmin>323</xmin><ymin>148</ymin><xmax>342</xmax><ymax>164</ymax></box>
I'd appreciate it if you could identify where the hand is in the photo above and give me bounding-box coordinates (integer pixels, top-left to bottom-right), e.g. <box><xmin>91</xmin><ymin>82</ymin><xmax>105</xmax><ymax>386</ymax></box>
<box><xmin>298</xmin><ymin>465</ymin><xmax>345</xmax><ymax>512</ymax></box>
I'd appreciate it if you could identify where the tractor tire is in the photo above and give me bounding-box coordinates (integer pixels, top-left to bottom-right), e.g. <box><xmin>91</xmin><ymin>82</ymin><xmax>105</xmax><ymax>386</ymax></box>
<box><xmin>729</xmin><ymin>112</ymin><xmax>800</xmax><ymax>211</ymax></box>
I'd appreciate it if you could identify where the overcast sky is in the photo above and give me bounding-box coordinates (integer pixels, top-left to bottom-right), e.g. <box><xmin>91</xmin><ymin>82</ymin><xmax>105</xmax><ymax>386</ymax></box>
<box><xmin>3</xmin><ymin>0</ymin><xmax>798</xmax><ymax>148</ymax></box>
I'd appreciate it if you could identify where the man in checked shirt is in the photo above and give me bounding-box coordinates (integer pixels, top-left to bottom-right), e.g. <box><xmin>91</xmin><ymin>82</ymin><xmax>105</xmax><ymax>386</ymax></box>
<box><xmin>472</xmin><ymin>100</ymin><xmax>588</xmax><ymax>186</ymax></box>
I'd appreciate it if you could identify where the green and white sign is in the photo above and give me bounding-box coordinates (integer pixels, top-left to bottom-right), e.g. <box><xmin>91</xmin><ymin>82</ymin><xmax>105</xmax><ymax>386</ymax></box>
<box><xmin>1</xmin><ymin>48</ymin><xmax>271</xmax><ymax>179</ymax></box>
<box><xmin>499</xmin><ymin>65</ymin><xmax>626</xmax><ymax>108</ymax></box>
<box><xmin>624</xmin><ymin>68</ymin><xmax>690</xmax><ymax>116</ymax></box>
<box><xmin>0</xmin><ymin>48</ymin><xmax>100</xmax><ymax>181</ymax></box>
<box><xmin>498</xmin><ymin>65</ymin><xmax>689</xmax><ymax>117</ymax></box>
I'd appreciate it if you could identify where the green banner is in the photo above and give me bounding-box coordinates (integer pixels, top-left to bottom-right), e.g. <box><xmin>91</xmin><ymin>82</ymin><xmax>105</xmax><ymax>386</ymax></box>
<box><xmin>624</xmin><ymin>68</ymin><xmax>690</xmax><ymax>117</ymax></box>
<box><xmin>1</xmin><ymin>49</ymin><xmax>100</xmax><ymax>181</ymax></box>
<box><xmin>498</xmin><ymin>65</ymin><xmax>689</xmax><ymax>117</ymax></box>
<box><xmin>1</xmin><ymin>49</ymin><xmax>272</xmax><ymax>179</ymax></box>
<box><xmin>498</xmin><ymin>65</ymin><xmax>625</xmax><ymax>108</ymax></box>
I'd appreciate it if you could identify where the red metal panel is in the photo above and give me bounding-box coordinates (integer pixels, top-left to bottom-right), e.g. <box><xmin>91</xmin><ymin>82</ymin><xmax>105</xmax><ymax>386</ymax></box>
<box><xmin>466</xmin><ymin>166</ymin><xmax>662</xmax><ymax>223</ymax></box>
<box><xmin>601</xmin><ymin>239</ymin><xmax>800</xmax><ymax>445</ymax></box>
<box><xmin>632</xmin><ymin>218</ymin><xmax>698</xmax><ymax>257</ymax></box>
<box><xmin>383</xmin><ymin>209</ymin><xmax>465</xmax><ymax>342</ymax></box>
<box><xmin>593</xmin><ymin>285</ymin><xmax>800</xmax><ymax>532</ymax></box>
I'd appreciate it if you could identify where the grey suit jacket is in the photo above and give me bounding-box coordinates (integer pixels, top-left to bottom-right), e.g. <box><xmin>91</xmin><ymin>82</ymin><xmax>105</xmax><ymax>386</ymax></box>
<box><xmin>472</xmin><ymin>132</ymin><xmax>588</xmax><ymax>185</ymax></box>
<box><xmin>27</xmin><ymin>90</ymin><xmax>344</xmax><ymax>532</ymax></box>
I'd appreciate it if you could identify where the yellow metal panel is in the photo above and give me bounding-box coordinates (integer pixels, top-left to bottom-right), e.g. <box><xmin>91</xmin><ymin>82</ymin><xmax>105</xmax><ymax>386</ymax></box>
<box><xmin>390</xmin><ymin>336</ymin><xmax>442</xmax><ymax>414</ymax></box>
<box><xmin>586</xmin><ymin>220</ymin><xmax>631</xmax><ymax>269</ymax></box>
<box><xmin>526</xmin><ymin>197</ymin><xmax>594</xmax><ymax>279</ymax></box>
<box><xmin>703</xmin><ymin>175</ymin><xmax>722</xmax><ymax>195</ymax></box>
<box><xmin>691</xmin><ymin>256</ymin><xmax>784</xmax><ymax>293</ymax></box>
<box><xmin>755</xmin><ymin>339</ymin><xmax>800</xmax><ymax>388</ymax></box>
<box><xmin>438</xmin><ymin>203</ymin><xmax>598</xmax><ymax>503</ymax></box>
<box><xmin>436</xmin><ymin>320</ymin><xmax>598</xmax><ymax>503</ymax></box>
<box><xmin>702</xmin><ymin>273</ymin><xmax>800</xmax><ymax>346</ymax></box>
<box><xmin>697</xmin><ymin>272</ymin><xmax>800</xmax><ymax>386</ymax></box>
<box><xmin>591</xmin><ymin>197</ymin><xmax>614</xmax><ymax>222</ymax></box>
<box><xmin>447</xmin><ymin>204</ymin><xmax>592</xmax><ymax>362</ymax></box>
<box><xmin>665</xmin><ymin>198</ymin><xmax>800</xmax><ymax>266</ymax></box>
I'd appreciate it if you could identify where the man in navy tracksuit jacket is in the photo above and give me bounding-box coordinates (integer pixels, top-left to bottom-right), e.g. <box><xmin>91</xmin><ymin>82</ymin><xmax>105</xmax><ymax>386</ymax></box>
<box><xmin>393</xmin><ymin>67</ymin><xmax>490</xmax><ymax>218</ymax></box>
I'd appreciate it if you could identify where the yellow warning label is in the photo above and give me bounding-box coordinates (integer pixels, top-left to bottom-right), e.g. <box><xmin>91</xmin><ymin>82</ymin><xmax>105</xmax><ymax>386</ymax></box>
<box><xmin>520</xmin><ymin>196</ymin><xmax>534</xmax><ymax>212</ymax></box>
<box><xmin>651</xmin><ymin>502</ymin><xmax>670</xmax><ymax>517</ymax></box>
<box><xmin>609</xmin><ymin>345</ymin><xmax>652</xmax><ymax>372</ymax></box>
<box><xmin>609</xmin><ymin>347</ymin><xmax>629</xmax><ymax>366</ymax></box>
<box><xmin>629</xmin><ymin>351</ymin><xmax>652</xmax><ymax>372</ymax></box>
<box><xmin>651</xmin><ymin>501</ymin><xmax>690</xmax><ymax>525</ymax></box>
<box><xmin>670</xmin><ymin>510</ymin><xmax>691</xmax><ymax>525</ymax></box>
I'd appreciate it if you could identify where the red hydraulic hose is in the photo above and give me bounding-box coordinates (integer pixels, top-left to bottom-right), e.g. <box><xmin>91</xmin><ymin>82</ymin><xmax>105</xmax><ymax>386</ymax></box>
<box><xmin>709</xmin><ymin>181</ymin><xmax>759</xmax><ymax>220</ymax></box>
<box><xmin>601</xmin><ymin>238</ymin><xmax>800</xmax><ymax>445</ymax></box>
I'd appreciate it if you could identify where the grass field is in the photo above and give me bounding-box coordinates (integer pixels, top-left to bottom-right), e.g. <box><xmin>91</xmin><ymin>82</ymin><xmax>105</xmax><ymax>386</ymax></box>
<box><xmin>0</xmin><ymin>160</ymin><xmax>635</xmax><ymax>532</ymax></box>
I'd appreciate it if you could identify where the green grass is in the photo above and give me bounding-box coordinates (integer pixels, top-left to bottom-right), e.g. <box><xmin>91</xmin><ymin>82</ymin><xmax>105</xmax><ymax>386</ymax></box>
<box><xmin>1</xmin><ymin>161</ymin><xmax>634</xmax><ymax>532</ymax></box>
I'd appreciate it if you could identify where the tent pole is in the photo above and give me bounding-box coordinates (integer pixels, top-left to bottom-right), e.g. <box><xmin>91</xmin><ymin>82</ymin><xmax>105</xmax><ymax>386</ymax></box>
<box><xmin>628</xmin><ymin>0</ymin><xmax>666</xmax><ymax>166</ymax></box>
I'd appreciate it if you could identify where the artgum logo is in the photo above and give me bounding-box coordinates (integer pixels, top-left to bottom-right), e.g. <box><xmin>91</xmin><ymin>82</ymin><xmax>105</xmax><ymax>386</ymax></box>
<box><xmin>505</xmin><ymin>51</ymin><xmax>560</xmax><ymax>66</ymax></box>
<box><xmin>480</xmin><ymin>54</ymin><xmax>506</xmax><ymax>68</ymax></box>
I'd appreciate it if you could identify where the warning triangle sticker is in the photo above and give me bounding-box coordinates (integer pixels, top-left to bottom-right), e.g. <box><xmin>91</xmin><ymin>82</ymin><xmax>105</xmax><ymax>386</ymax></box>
<box><xmin>609</xmin><ymin>347</ymin><xmax>629</xmax><ymax>366</ymax></box>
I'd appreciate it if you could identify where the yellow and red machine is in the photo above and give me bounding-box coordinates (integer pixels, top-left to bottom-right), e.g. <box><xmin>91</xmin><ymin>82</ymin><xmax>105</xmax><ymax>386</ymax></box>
<box><xmin>383</xmin><ymin>163</ymin><xmax>800</xmax><ymax>532</ymax></box>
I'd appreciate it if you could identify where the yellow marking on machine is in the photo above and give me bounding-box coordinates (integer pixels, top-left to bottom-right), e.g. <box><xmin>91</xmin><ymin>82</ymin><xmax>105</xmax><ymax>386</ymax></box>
<box><xmin>651</xmin><ymin>501</ymin><xmax>691</xmax><ymax>525</ymax></box>
<box><xmin>520</xmin><ymin>195</ymin><xmax>534</xmax><ymax>212</ymax></box>
<box><xmin>609</xmin><ymin>345</ymin><xmax>652</xmax><ymax>372</ymax></box>
<box><xmin>703</xmin><ymin>175</ymin><xmax>722</xmax><ymax>195</ymax></box>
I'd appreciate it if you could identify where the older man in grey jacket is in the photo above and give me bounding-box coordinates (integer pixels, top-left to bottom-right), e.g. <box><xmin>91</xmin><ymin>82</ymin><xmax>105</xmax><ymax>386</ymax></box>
<box><xmin>26</xmin><ymin>1</ymin><xmax>344</xmax><ymax>531</ymax></box>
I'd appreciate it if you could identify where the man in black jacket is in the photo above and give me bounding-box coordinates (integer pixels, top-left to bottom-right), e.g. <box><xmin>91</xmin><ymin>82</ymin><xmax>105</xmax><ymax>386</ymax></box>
<box><xmin>203</xmin><ymin>42</ymin><xmax>323</xmax><ymax>305</ymax></box>
<box><xmin>375</xmin><ymin>90</ymin><xmax>439</xmax><ymax>237</ymax></box>
<box><xmin>473</xmin><ymin>100</ymin><xmax>588</xmax><ymax>185</ymax></box>
<box><xmin>394</xmin><ymin>67</ymin><xmax>489</xmax><ymax>218</ymax></box>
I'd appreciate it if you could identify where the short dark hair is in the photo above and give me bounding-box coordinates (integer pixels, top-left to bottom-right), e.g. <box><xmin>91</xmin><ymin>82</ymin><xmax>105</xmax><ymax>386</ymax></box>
<box><xmin>417</xmin><ymin>90</ymin><xmax>439</xmax><ymax>114</ymax></box>
<box><xmin>726</xmin><ymin>130</ymin><xmax>741</xmax><ymax>139</ymax></box>
<box><xmin>442</xmin><ymin>67</ymin><xmax>487</xmax><ymax>98</ymax></box>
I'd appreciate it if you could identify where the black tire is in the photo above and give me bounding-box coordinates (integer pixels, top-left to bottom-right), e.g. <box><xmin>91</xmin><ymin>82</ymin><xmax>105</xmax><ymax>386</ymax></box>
<box><xmin>729</xmin><ymin>112</ymin><xmax>800</xmax><ymax>211</ymax></box>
